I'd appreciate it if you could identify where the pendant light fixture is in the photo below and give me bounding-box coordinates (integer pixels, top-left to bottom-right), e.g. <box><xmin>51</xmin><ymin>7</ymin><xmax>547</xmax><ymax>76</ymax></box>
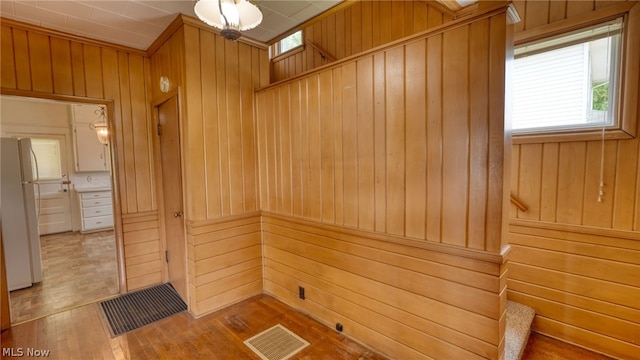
<box><xmin>90</xmin><ymin>106</ymin><xmax>109</xmax><ymax>145</ymax></box>
<box><xmin>194</xmin><ymin>0</ymin><xmax>263</xmax><ymax>41</ymax></box>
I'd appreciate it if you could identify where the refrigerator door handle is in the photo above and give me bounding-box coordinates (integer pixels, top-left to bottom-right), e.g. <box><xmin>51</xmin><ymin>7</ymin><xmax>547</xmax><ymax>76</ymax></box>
<box><xmin>29</xmin><ymin>145</ymin><xmax>42</xmax><ymax>220</ymax></box>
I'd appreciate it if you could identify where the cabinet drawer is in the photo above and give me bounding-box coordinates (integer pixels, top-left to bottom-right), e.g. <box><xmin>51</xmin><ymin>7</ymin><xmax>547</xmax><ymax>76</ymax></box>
<box><xmin>82</xmin><ymin>205</ymin><xmax>112</xmax><ymax>218</ymax></box>
<box><xmin>80</xmin><ymin>191</ymin><xmax>111</xmax><ymax>200</ymax></box>
<box><xmin>83</xmin><ymin>216</ymin><xmax>114</xmax><ymax>231</ymax></box>
<box><xmin>82</xmin><ymin>198</ymin><xmax>112</xmax><ymax>208</ymax></box>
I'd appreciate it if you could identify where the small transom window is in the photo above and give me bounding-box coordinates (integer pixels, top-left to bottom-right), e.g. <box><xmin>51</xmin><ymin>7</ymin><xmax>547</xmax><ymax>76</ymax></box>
<box><xmin>279</xmin><ymin>30</ymin><xmax>303</xmax><ymax>54</ymax></box>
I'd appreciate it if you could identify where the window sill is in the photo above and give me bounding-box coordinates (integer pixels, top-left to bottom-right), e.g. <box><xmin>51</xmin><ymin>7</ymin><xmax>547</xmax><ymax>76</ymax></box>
<box><xmin>271</xmin><ymin>45</ymin><xmax>304</xmax><ymax>62</ymax></box>
<box><xmin>512</xmin><ymin>127</ymin><xmax>634</xmax><ymax>144</ymax></box>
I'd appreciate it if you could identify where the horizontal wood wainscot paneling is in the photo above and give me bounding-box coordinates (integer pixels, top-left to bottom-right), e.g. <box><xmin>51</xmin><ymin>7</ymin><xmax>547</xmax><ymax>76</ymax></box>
<box><xmin>263</xmin><ymin>213</ymin><xmax>508</xmax><ymax>360</ymax></box>
<box><xmin>122</xmin><ymin>211</ymin><xmax>163</xmax><ymax>291</ymax></box>
<box><xmin>508</xmin><ymin>220</ymin><xmax>640</xmax><ymax>359</ymax></box>
<box><xmin>270</xmin><ymin>0</ymin><xmax>455</xmax><ymax>82</ymax></box>
<box><xmin>186</xmin><ymin>213</ymin><xmax>262</xmax><ymax>316</ymax></box>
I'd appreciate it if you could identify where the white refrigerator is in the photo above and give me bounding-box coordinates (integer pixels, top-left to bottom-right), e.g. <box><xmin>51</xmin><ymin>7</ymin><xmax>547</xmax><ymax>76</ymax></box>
<box><xmin>1</xmin><ymin>137</ymin><xmax>43</xmax><ymax>291</ymax></box>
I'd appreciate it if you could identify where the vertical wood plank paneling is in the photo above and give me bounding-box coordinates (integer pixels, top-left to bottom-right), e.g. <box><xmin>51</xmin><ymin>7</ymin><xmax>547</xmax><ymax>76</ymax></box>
<box><xmin>373</xmin><ymin>53</ymin><xmax>387</xmax><ymax>233</ymax></box>
<box><xmin>1</xmin><ymin>26</ymin><xmax>17</xmax><ymax>89</ymax></box>
<box><xmin>279</xmin><ymin>84</ymin><xmax>293</xmax><ymax>216</ymax></box>
<box><xmin>273</xmin><ymin>87</ymin><xmax>283</xmax><ymax>213</ymax></box>
<box><xmin>468</xmin><ymin>19</ymin><xmax>490</xmax><ymax>250</ymax></box>
<box><xmin>486</xmin><ymin>13</ymin><xmax>508</xmax><ymax>252</ymax></box>
<box><xmin>556</xmin><ymin>142</ymin><xmax>587</xmax><ymax>224</ymax></box>
<box><xmin>540</xmin><ymin>143</ymin><xmax>559</xmax><ymax>222</ymax></box>
<box><xmin>426</xmin><ymin>35</ymin><xmax>443</xmax><ymax>243</ymax></box>
<box><xmin>582</xmin><ymin>140</ymin><xmax>617</xmax><ymax>228</ymax></box>
<box><xmin>118</xmin><ymin>52</ymin><xmax>137</xmax><ymax>214</ymax></box>
<box><xmin>404</xmin><ymin>40</ymin><xmax>427</xmax><ymax>239</ymax></box>
<box><xmin>566</xmin><ymin>0</ymin><xmax>596</xmax><ymax>18</ymax></box>
<box><xmin>50</xmin><ymin>38</ymin><xmax>74</xmax><ymax>95</ymax></box>
<box><xmin>524</xmin><ymin>0</ymin><xmax>550</xmax><ymax>30</ymax></box>
<box><xmin>356</xmin><ymin>57</ymin><xmax>375</xmax><ymax>231</ymax></box>
<box><xmin>379</xmin><ymin>1</ymin><xmax>392</xmax><ymax>46</ymax></box>
<box><xmin>300</xmin><ymin>79</ymin><xmax>310</xmax><ymax>218</ymax></box>
<box><xmin>128</xmin><ymin>55</ymin><xmax>152</xmax><ymax>213</ymax></box>
<box><xmin>201</xmin><ymin>31</ymin><xmax>222</xmax><ymax>218</ymax></box>
<box><xmin>334</xmin><ymin>10</ymin><xmax>346</xmax><ymax>60</ymax></box>
<box><xmin>548</xmin><ymin>0</ymin><xmax>568</xmax><ymax>23</ymax></box>
<box><xmin>518</xmin><ymin>144</ymin><xmax>543</xmax><ymax>221</ymax></box>
<box><xmin>70</xmin><ymin>42</ymin><xmax>86</xmax><ymax>96</ymax></box>
<box><xmin>441</xmin><ymin>26</ymin><xmax>469</xmax><ymax>247</ymax></box>
<box><xmin>256</xmin><ymin>91</ymin><xmax>269</xmax><ymax>211</ymax></box>
<box><xmin>361</xmin><ymin>2</ymin><xmax>373</xmax><ymax>51</ymax></box>
<box><xmin>265</xmin><ymin>90</ymin><xmax>277</xmax><ymax>212</ymax></box>
<box><xmin>307</xmin><ymin>75</ymin><xmax>322</xmax><ymax>221</ymax></box>
<box><xmin>613</xmin><ymin>138</ymin><xmax>639</xmax><ymax>230</ymax></box>
<box><xmin>320</xmin><ymin>70</ymin><xmax>335</xmax><ymax>223</ymax></box>
<box><xmin>215</xmin><ymin>36</ymin><xmax>231</xmax><ymax>217</ymax></box>
<box><xmin>27</xmin><ymin>32</ymin><xmax>53</xmax><ymax>93</ymax></box>
<box><xmin>391</xmin><ymin>1</ymin><xmax>405</xmax><ymax>41</ymax></box>
<box><xmin>270</xmin><ymin>0</ymin><xmax>458</xmax><ymax>83</ymax></box>
<box><xmin>12</xmin><ymin>29</ymin><xmax>31</xmax><ymax>91</ymax></box>
<box><xmin>290</xmin><ymin>81</ymin><xmax>303</xmax><ymax>217</ymax></box>
<box><xmin>83</xmin><ymin>45</ymin><xmax>104</xmax><ymax>98</ymax></box>
<box><xmin>342</xmin><ymin>62</ymin><xmax>358</xmax><ymax>228</ymax></box>
<box><xmin>332</xmin><ymin>68</ymin><xmax>344</xmax><ymax>225</ymax></box>
<box><xmin>224</xmin><ymin>40</ymin><xmax>244</xmax><ymax>216</ymax></box>
<box><xmin>414</xmin><ymin>1</ymin><xmax>429</xmax><ymax>33</ymax></box>
<box><xmin>351</xmin><ymin>2</ymin><xmax>362</xmax><ymax>55</ymax></box>
<box><xmin>385</xmin><ymin>47</ymin><xmax>406</xmax><ymax>236</ymax></box>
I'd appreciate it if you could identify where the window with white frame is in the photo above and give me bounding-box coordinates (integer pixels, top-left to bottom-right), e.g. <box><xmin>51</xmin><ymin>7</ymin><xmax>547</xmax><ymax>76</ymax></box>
<box><xmin>277</xmin><ymin>30</ymin><xmax>303</xmax><ymax>55</ymax></box>
<box><xmin>513</xmin><ymin>18</ymin><xmax>622</xmax><ymax>133</ymax></box>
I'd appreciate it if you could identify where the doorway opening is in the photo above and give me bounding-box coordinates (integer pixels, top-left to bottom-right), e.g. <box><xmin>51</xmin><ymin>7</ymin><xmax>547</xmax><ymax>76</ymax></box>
<box><xmin>0</xmin><ymin>95</ymin><xmax>121</xmax><ymax>324</ymax></box>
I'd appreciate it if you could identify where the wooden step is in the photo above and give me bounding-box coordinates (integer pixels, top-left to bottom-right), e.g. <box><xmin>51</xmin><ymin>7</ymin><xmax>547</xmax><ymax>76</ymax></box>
<box><xmin>505</xmin><ymin>300</ymin><xmax>536</xmax><ymax>360</ymax></box>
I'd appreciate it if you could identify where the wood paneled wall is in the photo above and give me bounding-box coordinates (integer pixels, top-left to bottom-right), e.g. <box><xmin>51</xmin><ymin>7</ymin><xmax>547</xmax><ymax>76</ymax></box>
<box><xmin>270</xmin><ymin>0</ymin><xmax>455</xmax><ymax>82</ymax></box>
<box><xmin>149</xmin><ymin>17</ymin><xmax>270</xmax><ymax>315</ymax></box>
<box><xmin>1</xmin><ymin>20</ymin><xmax>158</xmax><ymax>293</ymax></box>
<box><xmin>149</xmin><ymin>17</ymin><xmax>269</xmax><ymax>222</ymax></box>
<box><xmin>186</xmin><ymin>214</ymin><xmax>262</xmax><ymax>315</ymax></box>
<box><xmin>257</xmin><ymin>6</ymin><xmax>514</xmax><ymax>359</ymax></box>
<box><xmin>258</xmin><ymin>9</ymin><xmax>510</xmax><ymax>253</ymax></box>
<box><xmin>263</xmin><ymin>213</ymin><xmax>507</xmax><ymax>359</ymax></box>
<box><xmin>508</xmin><ymin>1</ymin><xmax>640</xmax><ymax>358</ymax></box>
<box><xmin>122</xmin><ymin>212</ymin><xmax>162</xmax><ymax>291</ymax></box>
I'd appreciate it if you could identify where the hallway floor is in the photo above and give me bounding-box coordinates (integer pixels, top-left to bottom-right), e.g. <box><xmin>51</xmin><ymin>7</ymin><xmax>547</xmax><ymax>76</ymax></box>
<box><xmin>8</xmin><ymin>230</ymin><xmax>118</xmax><ymax>324</ymax></box>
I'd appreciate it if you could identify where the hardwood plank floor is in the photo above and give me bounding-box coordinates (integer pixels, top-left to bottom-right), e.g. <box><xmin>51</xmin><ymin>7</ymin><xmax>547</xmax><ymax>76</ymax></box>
<box><xmin>1</xmin><ymin>294</ymin><xmax>387</xmax><ymax>360</ymax></box>
<box><xmin>8</xmin><ymin>230</ymin><xmax>118</xmax><ymax>324</ymax></box>
<box><xmin>522</xmin><ymin>332</ymin><xmax>614</xmax><ymax>360</ymax></box>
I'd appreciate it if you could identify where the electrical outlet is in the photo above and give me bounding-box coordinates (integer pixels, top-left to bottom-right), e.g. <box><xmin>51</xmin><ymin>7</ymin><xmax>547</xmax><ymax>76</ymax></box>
<box><xmin>298</xmin><ymin>286</ymin><xmax>305</xmax><ymax>299</ymax></box>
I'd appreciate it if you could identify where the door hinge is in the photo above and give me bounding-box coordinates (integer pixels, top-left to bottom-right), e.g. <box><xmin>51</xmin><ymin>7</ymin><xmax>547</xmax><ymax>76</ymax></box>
<box><xmin>157</xmin><ymin>124</ymin><xmax>162</xmax><ymax>136</ymax></box>
<box><xmin>165</xmin><ymin>250</ymin><xmax>169</xmax><ymax>263</ymax></box>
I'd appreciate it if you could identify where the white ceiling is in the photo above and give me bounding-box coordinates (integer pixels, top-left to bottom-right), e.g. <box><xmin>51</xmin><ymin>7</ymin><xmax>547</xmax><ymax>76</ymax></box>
<box><xmin>0</xmin><ymin>0</ymin><xmax>342</xmax><ymax>49</ymax></box>
<box><xmin>0</xmin><ymin>1</ymin><xmax>476</xmax><ymax>51</ymax></box>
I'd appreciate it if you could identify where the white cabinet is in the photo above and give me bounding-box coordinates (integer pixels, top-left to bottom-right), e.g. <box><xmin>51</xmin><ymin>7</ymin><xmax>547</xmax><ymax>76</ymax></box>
<box><xmin>72</xmin><ymin>104</ymin><xmax>110</xmax><ymax>172</ymax></box>
<box><xmin>79</xmin><ymin>190</ymin><xmax>113</xmax><ymax>233</ymax></box>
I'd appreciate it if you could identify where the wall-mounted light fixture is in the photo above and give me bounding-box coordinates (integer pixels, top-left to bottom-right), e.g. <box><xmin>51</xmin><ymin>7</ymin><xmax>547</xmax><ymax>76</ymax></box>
<box><xmin>89</xmin><ymin>106</ymin><xmax>109</xmax><ymax>145</ymax></box>
<box><xmin>194</xmin><ymin>0</ymin><xmax>263</xmax><ymax>41</ymax></box>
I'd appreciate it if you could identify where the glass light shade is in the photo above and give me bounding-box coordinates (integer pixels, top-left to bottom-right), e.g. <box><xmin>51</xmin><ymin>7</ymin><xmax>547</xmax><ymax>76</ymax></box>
<box><xmin>194</xmin><ymin>0</ymin><xmax>262</xmax><ymax>32</ymax></box>
<box><xmin>94</xmin><ymin>124</ymin><xmax>109</xmax><ymax>145</ymax></box>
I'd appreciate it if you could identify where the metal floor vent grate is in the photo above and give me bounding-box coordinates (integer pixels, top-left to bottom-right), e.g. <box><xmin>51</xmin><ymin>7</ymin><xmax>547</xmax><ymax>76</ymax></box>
<box><xmin>244</xmin><ymin>324</ymin><xmax>310</xmax><ymax>360</ymax></box>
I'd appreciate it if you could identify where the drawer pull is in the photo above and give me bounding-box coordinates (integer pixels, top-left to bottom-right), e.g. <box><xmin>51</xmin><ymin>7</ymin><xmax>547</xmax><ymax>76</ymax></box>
<box><xmin>95</xmin><ymin>211</ymin><xmax>101</xmax><ymax>213</ymax></box>
<box><xmin>96</xmin><ymin>222</ymin><xmax>102</xmax><ymax>224</ymax></box>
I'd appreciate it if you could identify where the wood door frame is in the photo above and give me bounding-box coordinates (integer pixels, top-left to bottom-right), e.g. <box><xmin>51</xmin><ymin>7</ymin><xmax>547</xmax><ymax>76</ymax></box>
<box><xmin>0</xmin><ymin>88</ymin><xmax>127</xmax><ymax>295</ymax></box>
<box><xmin>150</xmin><ymin>88</ymin><xmax>188</xmax><ymax>299</ymax></box>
